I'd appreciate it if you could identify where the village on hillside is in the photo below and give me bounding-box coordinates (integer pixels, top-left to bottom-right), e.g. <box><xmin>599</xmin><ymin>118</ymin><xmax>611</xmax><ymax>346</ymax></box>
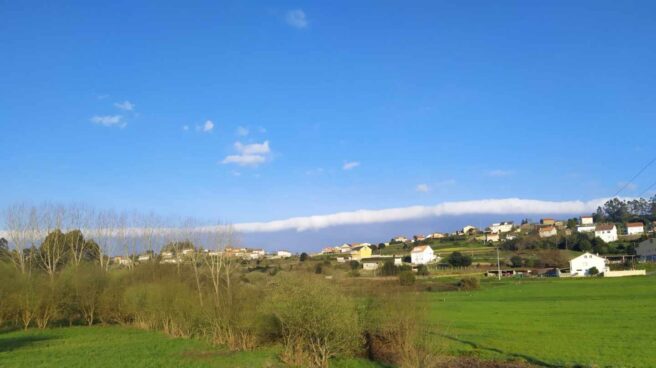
<box><xmin>120</xmin><ymin>199</ymin><xmax>656</xmax><ymax>280</ymax></box>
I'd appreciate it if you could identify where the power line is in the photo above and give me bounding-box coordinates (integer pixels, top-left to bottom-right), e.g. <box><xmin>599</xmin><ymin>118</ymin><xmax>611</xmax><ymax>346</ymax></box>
<box><xmin>639</xmin><ymin>179</ymin><xmax>656</xmax><ymax>198</ymax></box>
<box><xmin>613</xmin><ymin>156</ymin><xmax>656</xmax><ymax>197</ymax></box>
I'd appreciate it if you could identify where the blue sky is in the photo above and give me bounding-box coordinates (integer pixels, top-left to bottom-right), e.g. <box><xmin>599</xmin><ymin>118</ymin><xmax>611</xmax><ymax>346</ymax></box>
<box><xmin>2</xmin><ymin>1</ymin><xmax>656</xmax><ymax>231</ymax></box>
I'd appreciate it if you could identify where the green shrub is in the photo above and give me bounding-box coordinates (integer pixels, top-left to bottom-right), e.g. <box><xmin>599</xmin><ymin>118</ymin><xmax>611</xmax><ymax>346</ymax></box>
<box><xmin>457</xmin><ymin>277</ymin><xmax>480</xmax><ymax>291</ymax></box>
<box><xmin>262</xmin><ymin>275</ymin><xmax>363</xmax><ymax>368</ymax></box>
<box><xmin>398</xmin><ymin>271</ymin><xmax>415</xmax><ymax>286</ymax></box>
<box><xmin>416</xmin><ymin>264</ymin><xmax>429</xmax><ymax>276</ymax></box>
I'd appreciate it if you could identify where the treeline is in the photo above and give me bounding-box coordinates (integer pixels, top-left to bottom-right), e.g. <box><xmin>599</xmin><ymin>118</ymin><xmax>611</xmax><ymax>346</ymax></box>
<box><xmin>593</xmin><ymin>196</ymin><xmax>656</xmax><ymax>223</ymax></box>
<box><xmin>0</xmin><ymin>204</ymin><xmax>429</xmax><ymax>368</ymax></box>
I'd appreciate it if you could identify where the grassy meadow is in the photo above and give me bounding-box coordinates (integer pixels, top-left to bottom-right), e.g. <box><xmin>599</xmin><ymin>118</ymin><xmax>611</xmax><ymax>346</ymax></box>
<box><xmin>2</xmin><ymin>275</ymin><xmax>654</xmax><ymax>367</ymax></box>
<box><xmin>428</xmin><ymin>276</ymin><xmax>656</xmax><ymax>367</ymax></box>
<box><xmin>0</xmin><ymin>326</ymin><xmax>383</xmax><ymax>368</ymax></box>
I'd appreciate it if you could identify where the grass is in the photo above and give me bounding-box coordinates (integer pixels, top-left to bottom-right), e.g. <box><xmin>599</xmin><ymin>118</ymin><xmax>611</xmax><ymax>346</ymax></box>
<box><xmin>427</xmin><ymin>275</ymin><xmax>656</xmax><ymax>367</ymax></box>
<box><xmin>0</xmin><ymin>326</ymin><xmax>383</xmax><ymax>368</ymax></box>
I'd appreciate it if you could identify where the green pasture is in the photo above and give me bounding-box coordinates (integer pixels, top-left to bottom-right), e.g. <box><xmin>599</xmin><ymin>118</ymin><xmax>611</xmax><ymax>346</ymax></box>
<box><xmin>428</xmin><ymin>276</ymin><xmax>656</xmax><ymax>367</ymax></box>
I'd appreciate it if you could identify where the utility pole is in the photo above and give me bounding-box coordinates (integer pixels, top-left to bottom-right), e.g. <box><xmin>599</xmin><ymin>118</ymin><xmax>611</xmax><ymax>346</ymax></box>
<box><xmin>496</xmin><ymin>246</ymin><xmax>501</xmax><ymax>281</ymax></box>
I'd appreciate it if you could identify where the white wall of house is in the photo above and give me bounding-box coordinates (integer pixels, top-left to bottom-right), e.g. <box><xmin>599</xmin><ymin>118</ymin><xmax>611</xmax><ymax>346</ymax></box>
<box><xmin>577</xmin><ymin>225</ymin><xmax>595</xmax><ymax>233</ymax></box>
<box><xmin>570</xmin><ymin>252</ymin><xmax>609</xmax><ymax>276</ymax></box>
<box><xmin>411</xmin><ymin>246</ymin><xmax>435</xmax><ymax>265</ymax></box>
<box><xmin>539</xmin><ymin>228</ymin><xmax>557</xmax><ymax>238</ymax></box>
<box><xmin>581</xmin><ymin>217</ymin><xmax>594</xmax><ymax>225</ymax></box>
<box><xmin>595</xmin><ymin>226</ymin><xmax>618</xmax><ymax>242</ymax></box>
<box><xmin>490</xmin><ymin>223</ymin><xmax>513</xmax><ymax>233</ymax></box>
<box><xmin>277</xmin><ymin>250</ymin><xmax>292</xmax><ymax>258</ymax></box>
<box><xmin>362</xmin><ymin>262</ymin><xmax>379</xmax><ymax>271</ymax></box>
<box><xmin>627</xmin><ymin>225</ymin><xmax>644</xmax><ymax>235</ymax></box>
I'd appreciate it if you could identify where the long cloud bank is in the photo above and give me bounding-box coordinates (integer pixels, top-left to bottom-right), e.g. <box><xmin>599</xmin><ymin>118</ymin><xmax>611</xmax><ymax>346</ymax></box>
<box><xmin>233</xmin><ymin>198</ymin><xmax>608</xmax><ymax>233</ymax></box>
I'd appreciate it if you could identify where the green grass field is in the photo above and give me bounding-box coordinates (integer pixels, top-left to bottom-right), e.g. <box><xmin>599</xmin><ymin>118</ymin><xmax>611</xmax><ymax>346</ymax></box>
<box><xmin>427</xmin><ymin>276</ymin><xmax>656</xmax><ymax>367</ymax></box>
<box><xmin>0</xmin><ymin>326</ymin><xmax>382</xmax><ymax>368</ymax></box>
<box><xmin>2</xmin><ymin>276</ymin><xmax>655</xmax><ymax>368</ymax></box>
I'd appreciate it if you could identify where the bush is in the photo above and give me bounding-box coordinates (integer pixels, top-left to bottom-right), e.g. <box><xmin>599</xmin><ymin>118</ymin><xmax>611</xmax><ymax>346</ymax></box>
<box><xmin>299</xmin><ymin>253</ymin><xmax>309</xmax><ymax>262</ymax></box>
<box><xmin>314</xmin><ymin>263</ymin><xmax>323</xmax><ymax>274</ymax></box>
<box><xmin>447</xmin><ymin>252</ymin><xmax>472</xmax><ymax>267</ymax></box>
<box><xmin>510</xmin><ymin>255</ymin><xmax>523</xmax><ymax>268</ymax></box>
<box><xmin>457</xmin><ymin>277</ymin><xmax>480</xmax><ymax>291</ymax></box>
<box><xmin>381</xmin><ymin>260</ymin><xmax>397</xmax><ymax>276</ymax></box>
<box><xmin>262</xmin><ymin>275</ymin><xmax>363</xmax><ymax>368</ymax></box>
<box><xmin>416</xmin><ymin>264</ymin><xmax>429</xmax><ymax>276</ymax></box>
<box><xmin>398</xmin><ymin>271</ymin><xmax>415</xmax><ymax>286</ymax></box>
<box><xmin>588</xmin><ymin>266</ymin><xmax>599</xmax><ymax>276</ymax></box>
<box><xmin>349</xmin><ymin>260</ymin><xmax>360</xmax><ymax>270</ymax></box>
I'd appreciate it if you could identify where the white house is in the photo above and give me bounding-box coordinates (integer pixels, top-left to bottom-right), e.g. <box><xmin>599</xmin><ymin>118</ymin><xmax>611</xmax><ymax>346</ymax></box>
<box><xmin>392</xmin><ymin>236</ymin><xmax>408</xmax><ymax>243</ymax></box>
<box><xmin>339</xmin><ymin>244</ymin><xmax>352</xmax><ymax>253</ymax></box>
<box><xmin>577</xmin><ymin>224</ymin><xmax>596</xmax><ymax>233</ymax></box>
<box><xmin>538</xmin><ymin>226</ymin><xmax>557</xmax><ymax>238</ymax></box>
<box><xmin>580</xmin><ymin>216</ymin><xmax>594</xmax><ymax>225</ymax></box>
<box><xmin>137</xmin><ymin>254</ymin><xmax>152</xmax><ymax>262</ymax></box>
<box><xmin>276</xmin><ymin>250</ymin><xmax>292</xmax><ymax>258</ymax></box>
<box><xmin>569</xmin><ymin>252</ymin><xmax>609</xmax><ymax>277</ymax></box>
<box><xmin>636</xmin><ymin>238</ymin><xmax>656</xmax><ymax>261</ymax></box>
<box><xmin>426</xmin><ymin>232</ymin><xmax>446</xmax><ymax>239</ymax></box>
<box><xmin>410</xmin><ymin>245</ymin><xmax>435</xmax><ymax>265</ymax></box>
<box><xmin>595</xmin><ymin>224</ymin><xmax>618</xmax><ymax>243</ymax></box>
<box><xmin>485</xmin><ymin>232</ymin><xmax>500</xmax><ymax>242</ymax></box>
<box><xmin>626</xmin><ymin>222</ymin><xmax>644</xmax><ymax>236</ymax></box>
<box><xmin>490</xmin><ymin>222</ymin><xmax>514</xmax><ymax>233</ymax></box>
<box><xmin>362</xmin><ymin>261</ymin><xmax>379</xmax><ymax>271</ymax></box>
<box><xmin>462</xmin><ymin>225</ymin><xmax>477</xmax><ymax>234</ymax></box>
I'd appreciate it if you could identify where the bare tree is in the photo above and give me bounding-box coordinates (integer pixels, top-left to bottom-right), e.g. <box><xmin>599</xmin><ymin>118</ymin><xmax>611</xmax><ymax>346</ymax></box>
<box><xmin>37</xmin><ymin>204</ymin><xmax>66</xmax><ymax>280</ymax></box>
<box><xmin>66</xmin><ymin>204</ymin><xmax>95</xmax><ymax>268</ymax></box>
<box><xmin>4</xmin><ymin>203</ymin><xmax>32</xmax><ymax>274</ymax></box>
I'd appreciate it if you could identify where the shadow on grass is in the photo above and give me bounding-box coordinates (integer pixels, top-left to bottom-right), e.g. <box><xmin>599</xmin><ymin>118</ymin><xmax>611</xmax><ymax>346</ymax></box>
<box><xmin>438</xmin><ymin>334</ymin><xmax>563</xmax><ymax>368</ymax></box>
<box><xmin>0</xmin><ymin>334</ymin><xmax>55</xmax><ymax>353</ymax></box>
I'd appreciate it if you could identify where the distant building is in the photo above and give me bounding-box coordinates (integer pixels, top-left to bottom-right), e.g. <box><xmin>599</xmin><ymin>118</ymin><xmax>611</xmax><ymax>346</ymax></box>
<box><xmin>626</xmin><ymin>222</ymin><xmax>645</xmax><ymax>236</ymax></box>
<box><xmin>112</xmin><ymin>256</ymin><xmax>132</xmax><ymax>266</ymax></box>
<box><xmin>540</xmin><ymin>218</ymin><xmax>556</xmax><ymax>226</ymax></box>
<box><xmin>485</xmin><ymin>232</ymin><xmax>500</xmax><ymax>242</ymax></box>
<box><xmin>490</xmin><ymin>222</ymin><xmax>514</xmax><ymax>233</ymax></box>
<box><xmin>321</xmin><ymin>247</ymin><xmax>337</xmax><ymax>254</ymax></box>
<box><xmin>426</xmin><ymin>232</ymin><xmax>446</xmax><ymax>239</ymax></box>
<box><xmin>636</xmin><ymin>239</ymin><xmax>656</xmax><ymax>261</ymax></box>
<box><xmin>392</xmin><ymin>236</ymin><xmax>408</xmax><ymax>243</ymax></box>
<box><xmin>581</xmin><ymin>216</ymin><xmax>594</xmax><ymax>225</ymax></box>
<box><xmin>413</xmin><ymin>235</ymin><xmax>426</xmax><ymax>242</ymax></box>
<box><xmin>569</xmin><ymin>252</ymin><xmax>609</xmax><ymax>277</ymax></box>
<box><xmin>462</xmin><ymin>225</ymin><xmax>477</xmax><ymax>235</ymax></box>
<box><xmin>137</xmin><ymin>254</ymin><xmax>151</xmax><ymax>262</ymax></box>
<box><xmin>539</xmin><ymin>226</ymin><xmax>558</xmax><ymax>238</ymax></box>
<box><xmin>277</xmin><ymin>250</ymin><xmax>292</xmax><ymax>258</ymax></box>
<box><xmin>595</xmin><ymin>224</ymin><xmax>618</xmax><ymax>243</ymax></box>
<box><xmin>410</xmin><ymin>245</ymin><xmax>435</xmax><ymax>265</ymax></box>
<box><xmin>338</xmin><ymin>244</ymin><xmax>352</xmax><ymax>253</ymax></box>
<box><xmin>350</xmin><ymin>245</ymin><xmax>372</xmax><ymax>261</ymax></box>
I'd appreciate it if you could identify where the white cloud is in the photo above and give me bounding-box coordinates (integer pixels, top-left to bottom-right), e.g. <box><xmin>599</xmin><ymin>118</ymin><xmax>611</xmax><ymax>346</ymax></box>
<box><xmin>202</xmin><ymin>120</ymin><xmax>214</xmax><ymax>132</ymax></box>
<box><xmin>222</xmin><ymin>154</ymin><xmax>266</xmax><ymax>166</ymax></box>
<box><xmin>182</xmin><ymin>125</ymin><xmax>189</xmax><ymax>131</ymax></box>
<box><xmin>221</xmin><ymin>141</ymin><xmax>271</xmax><ymax>167</ymax></box>
<box><xmin>114</xmin><ymin>101</ymin><xmax>135</xmax><ymax>111</ymax></box>
<box><xmin>90</xmin><ymin>115</ymin><xmax>124</xmax><ymax>127</ymax></box>
<box><xmin>232</xmin><ymin>198</ymin><xmax>611</xmax><ymax>233</ymax></box>
<box><xmin>236</xmin><ymin>126</ymin><xmax>249</xmax><ymax>136</ymax></box>
<box><xmin>343</xmin><ymin>161</ymin><xmax>360</xmax><ymax>170</ymax></box>
<box><xmin>285</xmin><ymin>9</ymin><xmax>308</xmax><ymax>29</ymax></box>
<box><xmin>234</xmin><ymin>141</ymin><xmax>270</xmax><ymax>155</ymax></box>
<box><xmin>416</xmin><ymin>184</ymin><xmax>430</xmax><ymax>193</ymax></box>
<box><xmin>488</xmin><ymin>169</ymin><xmax>514</xmax><ymax>177</ymax></box>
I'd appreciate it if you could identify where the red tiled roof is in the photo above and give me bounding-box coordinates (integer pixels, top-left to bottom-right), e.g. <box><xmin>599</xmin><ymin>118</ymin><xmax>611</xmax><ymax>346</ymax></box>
<box><xmin>595</xmin><ymin>223</ymin><xmax>615</xmax><ymax>231</ymax></box>
<box><xmin>627</xmin><ymin>222</ymin><xmax>644</xmax><ymax>228</ymax></box>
